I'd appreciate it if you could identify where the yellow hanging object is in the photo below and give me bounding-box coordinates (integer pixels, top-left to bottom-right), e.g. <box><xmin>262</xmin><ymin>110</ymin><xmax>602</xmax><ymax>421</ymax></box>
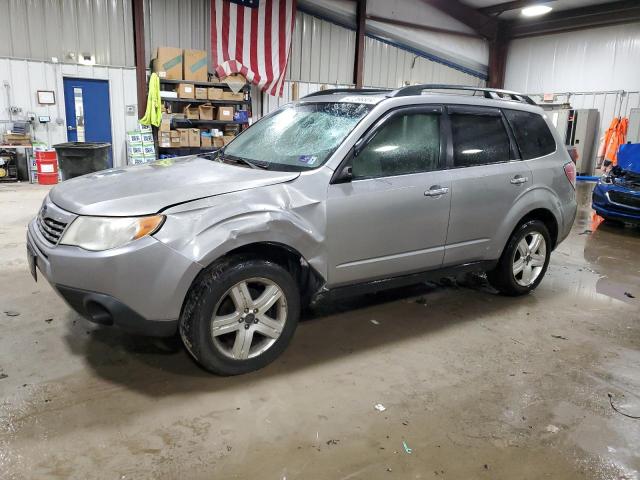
<box><xmin>139</xmin><ymin>72</ymin><xmax>162</xmax><ymax>128</ymax></box>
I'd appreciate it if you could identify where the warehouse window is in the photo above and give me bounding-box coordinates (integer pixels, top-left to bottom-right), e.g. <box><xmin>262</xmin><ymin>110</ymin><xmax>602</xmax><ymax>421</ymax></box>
<box><xmin>450</xmin><ymin>114</ymin><xmax>510</xmax><ymax>167</ymax></box>
<box><xmin>504</xmin><ymin>109</ymin><xmax>556</xmax><ymax>159</ymax></box>
<box><xmin>352</xmin><ymin>113</ymin><xmax>440</xmax><ymax>179</ymax></box>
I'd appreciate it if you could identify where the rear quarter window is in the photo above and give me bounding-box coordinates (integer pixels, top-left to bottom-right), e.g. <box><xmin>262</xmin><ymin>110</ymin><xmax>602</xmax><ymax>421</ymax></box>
<box><xmin>504</xmin><ymin>109</ymin><xmax>556</xmax><ymax>159</ymax></box>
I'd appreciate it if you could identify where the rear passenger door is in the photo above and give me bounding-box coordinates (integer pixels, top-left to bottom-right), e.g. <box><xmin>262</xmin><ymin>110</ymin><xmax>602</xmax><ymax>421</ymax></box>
<box><xmin>443</xmin><ymin>106</ymin><xmax>532</xmax><ymax>266</ymax></box>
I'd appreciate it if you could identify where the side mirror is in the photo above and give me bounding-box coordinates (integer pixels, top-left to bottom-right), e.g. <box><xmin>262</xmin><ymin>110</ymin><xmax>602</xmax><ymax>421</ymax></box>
<box><xmin>334</xmin><ymin>165</ymin><xmax>353</xmax><ymax>183</ymax></box>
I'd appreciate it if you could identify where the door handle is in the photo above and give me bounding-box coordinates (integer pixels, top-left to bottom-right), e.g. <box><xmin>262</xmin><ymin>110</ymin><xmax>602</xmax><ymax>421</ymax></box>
<box><xmin>424</xmin><ymin>185</ymin><xmax>449</xmax><ymax>197</ymax></box>
<box><xmin>510</xmin><ymin>175</ymin><xmax>529</xmax><ymax>185</ymax></box>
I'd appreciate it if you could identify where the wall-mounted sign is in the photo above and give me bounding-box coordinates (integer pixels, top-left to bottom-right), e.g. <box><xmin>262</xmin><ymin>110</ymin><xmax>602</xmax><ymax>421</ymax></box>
<box><xmin>37</xmin><ymin>90</ymin><xmax>56</xmax><ymax>105</ymax></box>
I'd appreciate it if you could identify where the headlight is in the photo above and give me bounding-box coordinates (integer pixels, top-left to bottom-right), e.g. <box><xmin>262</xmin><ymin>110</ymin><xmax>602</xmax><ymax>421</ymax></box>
<box><xmin>60</xmin><ymin>215</ymin><xmax>165</xmax><ymax>251</ymax></box>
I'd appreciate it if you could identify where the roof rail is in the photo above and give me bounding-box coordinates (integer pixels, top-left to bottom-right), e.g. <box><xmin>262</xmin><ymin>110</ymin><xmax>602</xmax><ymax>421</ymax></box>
<box><xmin>389</xmin><ymin>84</ymin><xmax>537</xmax><ymax>105</ymax></box>
<box><xmin>302</xmin><ymin>88</ymin><xmax>392</xmax><ymax>99</ymax></box>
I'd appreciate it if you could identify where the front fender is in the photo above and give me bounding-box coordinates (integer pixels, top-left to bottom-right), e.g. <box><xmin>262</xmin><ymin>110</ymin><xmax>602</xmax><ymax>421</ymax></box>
<box><xmin>487</xmin><ymin>185</ymin><xmax>564</xmax><ymax>259</ymax></box>
<box><xmin>154</xmin><ymin>183</ymin><xmax>328</xmax><ymax>279</ymax></box>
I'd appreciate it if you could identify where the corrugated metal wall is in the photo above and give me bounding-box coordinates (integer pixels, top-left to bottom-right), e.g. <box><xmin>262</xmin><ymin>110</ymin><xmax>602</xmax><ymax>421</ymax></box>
<box><xmin>0</xmin><ymin>58</ymin><xmax>138</xmax><ymax>168</ymax></box>
<box><xmin>287</xmin><ymin>12</ymin><xmax>356</xmax><ymax>85</ymax></box>
<box><xmin>363</xmin><ymin>35</ymin><xmax>485</xmax><ymax>89</ymax></box>
<box><xmin>142</xmin><ymin>4</ymin><xmax>483</xmax><ymax>90</ymax></box>
<box><xmin>143</xmin><ymin>0</ymin><xmax>211</xmax><ymax>65</ymax></box>
<box><xmin>0</xmin><ymin>0</ymin><xmax>134</xmax><ymax>67</ymax></box>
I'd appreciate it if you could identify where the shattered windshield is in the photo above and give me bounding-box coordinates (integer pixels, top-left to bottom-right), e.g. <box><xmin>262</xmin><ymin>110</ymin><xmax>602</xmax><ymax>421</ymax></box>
<box><xmin>223</xmin><ymin>102</ymin><xmax>373</xmax><ymax>171</ymax></box>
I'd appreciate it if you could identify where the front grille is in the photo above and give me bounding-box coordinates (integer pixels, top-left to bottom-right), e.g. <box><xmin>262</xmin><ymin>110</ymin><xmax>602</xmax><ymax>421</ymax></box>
<box><xmin>608</xmin><ymin>191</ymin><xmax>640</xmax><ymax>209</ymax></box>
<box><xmin>37</xmin><ymin>213</ymin><xmax>67</xmax><ymax>244</ymax></box>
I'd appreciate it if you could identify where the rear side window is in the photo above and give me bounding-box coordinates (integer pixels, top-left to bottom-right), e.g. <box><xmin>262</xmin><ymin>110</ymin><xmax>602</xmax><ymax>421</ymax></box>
<box><xmin>504</xmin><ymin>109</ymin><xmax>556</xmax><ymax>159</ymax></box>
<box><xmin>352</xmin><ymin>113</ymin><xmax>440</xmax><ymax>179</ymax></box>
<box><xmin>450</xmin><ymin>114</ymin><xmax>511</xmax><ymax>167</ymax></box>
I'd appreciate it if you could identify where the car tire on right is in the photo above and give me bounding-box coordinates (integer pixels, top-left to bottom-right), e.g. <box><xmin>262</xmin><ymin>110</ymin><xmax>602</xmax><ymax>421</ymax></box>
<box><xmin>487</xmin><ymin>220</ymin><xmax>551</xmax><ymax>296</ymax></box>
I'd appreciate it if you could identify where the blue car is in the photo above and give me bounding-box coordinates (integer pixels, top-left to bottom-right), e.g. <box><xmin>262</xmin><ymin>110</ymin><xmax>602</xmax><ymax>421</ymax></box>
<box><xmin>592</xmin><ymin>143</ymin><xmax>640</xmax><ymax>225</ymax></box>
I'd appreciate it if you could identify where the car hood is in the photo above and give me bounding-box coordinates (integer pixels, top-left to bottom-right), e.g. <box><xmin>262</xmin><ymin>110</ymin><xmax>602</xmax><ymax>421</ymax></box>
<box><xmin>50</xmin><ymin>156</ymin><xmax>300</xmax><ymax>216</ymax></box>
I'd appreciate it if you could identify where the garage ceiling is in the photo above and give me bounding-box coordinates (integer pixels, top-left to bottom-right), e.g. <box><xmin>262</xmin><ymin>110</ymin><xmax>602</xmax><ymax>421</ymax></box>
<box><xmin>462</xmin><ymin>0</ymin><xmax>623</xmax><ymax>19</ymax></box>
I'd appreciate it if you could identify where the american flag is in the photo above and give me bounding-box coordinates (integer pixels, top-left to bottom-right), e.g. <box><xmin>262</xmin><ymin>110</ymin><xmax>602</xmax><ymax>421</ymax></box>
<box><xmin>211</xmin><ymin>0</ymin><xmax>296</xmax><ymax>96</ymax></box>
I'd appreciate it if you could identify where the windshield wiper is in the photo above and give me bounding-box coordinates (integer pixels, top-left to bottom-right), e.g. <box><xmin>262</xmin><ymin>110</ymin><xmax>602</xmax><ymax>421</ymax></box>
<box><xmin>219</xmin><ymin>151</ymin><xmax>269</xmax><ymax>170</ymax></box>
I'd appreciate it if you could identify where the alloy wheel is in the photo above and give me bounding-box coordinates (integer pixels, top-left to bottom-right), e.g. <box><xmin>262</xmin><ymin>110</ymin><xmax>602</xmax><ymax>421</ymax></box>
<box><xmin>512</xmin><ymin>232</ymin><xmax>547</xmax><ymax>287</ymax></box>
<box><xmin>210</xmin><ymin>277</ymin><xmax>287</xmax><ymax>360</ymax></box>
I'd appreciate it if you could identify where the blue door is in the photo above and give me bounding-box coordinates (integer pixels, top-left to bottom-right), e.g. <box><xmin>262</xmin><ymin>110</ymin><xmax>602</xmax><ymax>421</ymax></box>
<box><xmin>63</xmin><ymin>78</ymin><xmax>113</xmax><ymax>165</ymax></box>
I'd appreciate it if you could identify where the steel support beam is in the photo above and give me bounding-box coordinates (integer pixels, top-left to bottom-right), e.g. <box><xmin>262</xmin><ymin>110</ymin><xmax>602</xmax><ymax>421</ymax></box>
<box><xmin>488</xmin><ymin>21</ymin><xmax>508</xmax><ymax>88</ymax></box>
<box><xmin>354</xmin><ymin>0</ymin><xmax>366</xmax><ymax>88</ymax></box>
<box><xmin>132</xmin><ymin>0</ymin><xmax>146</xmax><ymax>116</ymax></box>
<box><xmin>421</xmin><ymin>0</ymin><xmax>498</xmax><ymax>39</ymax></box>
<box><xmin>366</xmin><ymin>14</ymin><xmax>483</xmax><ymax>39</ymax></box>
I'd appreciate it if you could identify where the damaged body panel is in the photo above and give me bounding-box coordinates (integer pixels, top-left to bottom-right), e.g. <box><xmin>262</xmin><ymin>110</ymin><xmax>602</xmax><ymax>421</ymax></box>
<box><xmin>593</xmin><ymin>147</ymin><xmax>640</xmax><ymax>224</ymax></box>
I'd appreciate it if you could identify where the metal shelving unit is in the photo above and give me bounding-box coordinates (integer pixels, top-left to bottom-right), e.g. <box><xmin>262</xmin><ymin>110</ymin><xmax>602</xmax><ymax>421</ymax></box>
<box><xmin>156</xmin><ymin>78</ymin><xmax>251</xmax><ymax>156</ymax></box>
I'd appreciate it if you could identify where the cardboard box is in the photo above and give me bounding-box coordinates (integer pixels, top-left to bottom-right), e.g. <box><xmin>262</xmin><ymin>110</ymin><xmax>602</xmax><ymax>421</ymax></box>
<box><xmin>217</xmin><ymin>106</ymin><xmax>234</xmax><ymax>121</ymax></box>
<box><xmin>223</xmin><ymin>135</ymin><xmax>235</xmax><ymax>145</ymax></box>
<box><xmin>183</xmin><ymin>104</ymin><xmax>199</xmax><ymax>120</ymax></box>
<box><xmin>126</xmin><ymin>131</ymin><xmax>143</xmax><ymax>143</ymax></box>
<box><xmin>170</xmin><ymin>131</ymin><xmax>182</xmax><ymax>148</ymax></box>
<box><xmin>142</xmin><ymin>143</ymin><xmax>155</xmax><ymax>155</ymax></box>
<box><xmin>195</xmin><ymin>87</ymin><xmax>208</xmax><ymax>100</ymax></box>
<box><xmin>138</xmin><ymin>123</ymin><xmax>152</xmax><ymax>133</ymax></box>
<box><xmin>127</xmin><ymin>142</ymin><xmax>144</xmax><ymax>156</ymax></box>
<box><xmin>198</xmin><ymin>103</ymin><xmax>215</xmax><ymax>120</ymax></box>
<box><xmin>129</xmin><ymin>154</ymin><xmax>146</xmax><ymax>165</ymax></box>
<box><xmin>222</xmin><ymin>91</ymin><xmax>245</xmax><ymax>101</ymax></box>
<box><xmin>177</xmin><ymin>83</ymin><xmax>195</xmax><ymax>99</ymax></box>
<box><xmin>152</xmin><ymin>47</ymin><xmax>183</xmax><ymax>80</ymax></box>
<box><xmin>183</xmin><ymin>49</ymin><xmax>208</xmax><ymax>82</ymax></box>
<box><xmin>141</xmin><ymin>132</ymin><xmax>154</xmax><ymax>144</ymax></box>
<box><xmin>208</xmin><ymin>87</ymin><xmax>223</xmax><ymax>100</ymax></box>
<box><xmin>159</xmin><ymin>132</ymin><xmax>172</xmax><ymax>148</ymax></box>
<box><xmin>188</xmin><ymin>129</ymin><xmax>201</xmax><ymax>147</ymax></box>
<box><xmin>201</xmin><ymin>132</ymin><xmax>212</xmax><ymax>148</ymax></box>
<box><xmin>176</xmin><ymin>129</ymin><xmax>189</xmax><ymax>147</ymax></box>
<box><xmin>213</xmin><ymin>136</ymin><xmax>225</xmax><ymax>148</ymax></box>
<box><xmin>159</xmin><ymin>117</ymin><xmax>172</xmax><ymax>132</ymax></box>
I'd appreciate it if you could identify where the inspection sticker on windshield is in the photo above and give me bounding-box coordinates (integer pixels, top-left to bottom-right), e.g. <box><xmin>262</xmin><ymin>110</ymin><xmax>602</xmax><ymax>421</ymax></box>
<box><xmin>298</xmin><ymin>155</ymin><xmax>317</xmax><ymax>165</ymax></box>
<box><xmin>339</xmin><ymin>95</ymin><xmax>385</xmax><ymax>104</ymax></box>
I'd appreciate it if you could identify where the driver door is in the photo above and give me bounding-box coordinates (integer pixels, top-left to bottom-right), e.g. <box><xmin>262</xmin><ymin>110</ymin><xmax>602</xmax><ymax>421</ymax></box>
<box><xmin>326</xmin><ymin>106</ymin><xmax>451</xmax><ymax>286</ymax></box>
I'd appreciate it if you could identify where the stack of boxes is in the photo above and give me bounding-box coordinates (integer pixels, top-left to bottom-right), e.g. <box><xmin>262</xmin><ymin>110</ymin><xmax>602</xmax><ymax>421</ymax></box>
<box><xmin>127</xmin><ymin>125</ymin><xmax>155</xmax><ymax>165</ymax></box>
<box><xmin>151</xmin><ymin>47</ymin><xmax>249</xmax><ymax>153</ymax></box>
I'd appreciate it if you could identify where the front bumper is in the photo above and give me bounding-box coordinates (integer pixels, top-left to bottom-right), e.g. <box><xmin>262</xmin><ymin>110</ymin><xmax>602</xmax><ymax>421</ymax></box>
<box><xmin>592</xmin><ymin>183</ymin><xmax>640</xmax><ymax>224</ymax></box>
<box><xmin>27</xmin><ymin>214</ymin><xmax>201</xmax><ymax>337</ymax></box>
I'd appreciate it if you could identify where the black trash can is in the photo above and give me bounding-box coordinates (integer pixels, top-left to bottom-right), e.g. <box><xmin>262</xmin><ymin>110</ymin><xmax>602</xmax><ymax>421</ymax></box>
<box><xmin>53</xmin><ymin>142</ymin><xmax>111</xmax><ymax>180</ymax></box>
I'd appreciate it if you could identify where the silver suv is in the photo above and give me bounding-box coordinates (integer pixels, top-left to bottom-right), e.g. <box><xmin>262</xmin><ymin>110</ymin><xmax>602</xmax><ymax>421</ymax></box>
<box><xmin>27</xmin><ymin>85</ymin><xmax>577</xmax><ymax>375</ymax></box>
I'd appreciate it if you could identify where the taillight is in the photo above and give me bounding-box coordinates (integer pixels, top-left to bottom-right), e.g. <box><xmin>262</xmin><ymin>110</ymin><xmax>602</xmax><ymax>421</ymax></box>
<box><xmin>564</xmin><ymin>161</ymin><xmax>576</xmax><ymax>189</ymax></box>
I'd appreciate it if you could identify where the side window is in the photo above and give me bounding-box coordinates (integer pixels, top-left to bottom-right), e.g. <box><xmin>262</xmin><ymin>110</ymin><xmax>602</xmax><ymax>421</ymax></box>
<box><xmin>352</xmin><ymin>113</ymin><xmax>440</xmax><ymax>179</ymax></box>
<box><xmin>450</xmin><ymin>113</ymin><xmax>511</xmax><ymax>167</ymax></box>
<box><xmin>504</xmin><ymin>109</ymin><xmax>556</xmax><ymax>159</ymax></box>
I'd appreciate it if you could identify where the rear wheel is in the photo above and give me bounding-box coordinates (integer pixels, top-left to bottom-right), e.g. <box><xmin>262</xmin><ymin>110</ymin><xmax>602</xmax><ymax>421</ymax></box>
<box><xmin>487</xmin><ymin>220</ymin><xmax>551</xmax><ymax>296</ymax></box>
<box><xmin>180</xmin><ymin>256</ymin><xmax>300</xmax><ymax>375</ymax></box>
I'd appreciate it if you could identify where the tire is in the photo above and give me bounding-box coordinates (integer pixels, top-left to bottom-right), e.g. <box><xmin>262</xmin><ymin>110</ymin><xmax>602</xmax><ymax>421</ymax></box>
<box><xmin>487</xmin><ymin>220</ymin><xmax>551</xmax><ymax>296</ymax></box>
<box><xmin>179</xmin><ymin>255</ymin><xmax>300</xmax><ymax>375</ymax></box>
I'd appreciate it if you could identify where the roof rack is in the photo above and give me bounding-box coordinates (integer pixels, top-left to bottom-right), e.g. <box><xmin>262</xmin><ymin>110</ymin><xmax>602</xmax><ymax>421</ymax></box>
<box><xmin>389</xmin><ymin>84</ymin><xmax>537</xmax><ymax>105</ymax></box>
<box><xmin>302</xmin><ymin>88</ymin><xmax>392</xmax><ymax>99</ymax></box>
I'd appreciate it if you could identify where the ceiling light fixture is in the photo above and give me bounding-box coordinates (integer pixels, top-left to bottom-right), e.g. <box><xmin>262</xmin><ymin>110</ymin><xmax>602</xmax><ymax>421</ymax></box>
<box><xmin>521</xmin><ymin>4</ymin><xmax>553</xmax><ymax>17</ymax></box>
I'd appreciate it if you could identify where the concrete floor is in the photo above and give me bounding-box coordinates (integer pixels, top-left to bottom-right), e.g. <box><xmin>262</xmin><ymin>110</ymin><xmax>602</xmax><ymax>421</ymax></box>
<box><xmin>0</xmin><ymin>182</ymin><xmax>638</xmax><ymax>480</ymax></box>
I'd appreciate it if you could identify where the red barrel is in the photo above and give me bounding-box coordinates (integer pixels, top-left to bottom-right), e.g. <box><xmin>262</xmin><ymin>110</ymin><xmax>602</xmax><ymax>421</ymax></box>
<box><xmin>35</xmin><ymin>151</ymin><xmax>59</xmax><ymax>185</ymax></box>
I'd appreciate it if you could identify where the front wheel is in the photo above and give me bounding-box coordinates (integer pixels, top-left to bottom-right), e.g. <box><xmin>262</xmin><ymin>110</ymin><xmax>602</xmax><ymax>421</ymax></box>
<box><xmin>180</xmin><ymin>256</ymin><xmax>300</xmax><ymax>375</ymax></box>
<box><xmin>487</xmin><ymin>220</ymin><xmax>551</xmax><ymax>296</ymax></box>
